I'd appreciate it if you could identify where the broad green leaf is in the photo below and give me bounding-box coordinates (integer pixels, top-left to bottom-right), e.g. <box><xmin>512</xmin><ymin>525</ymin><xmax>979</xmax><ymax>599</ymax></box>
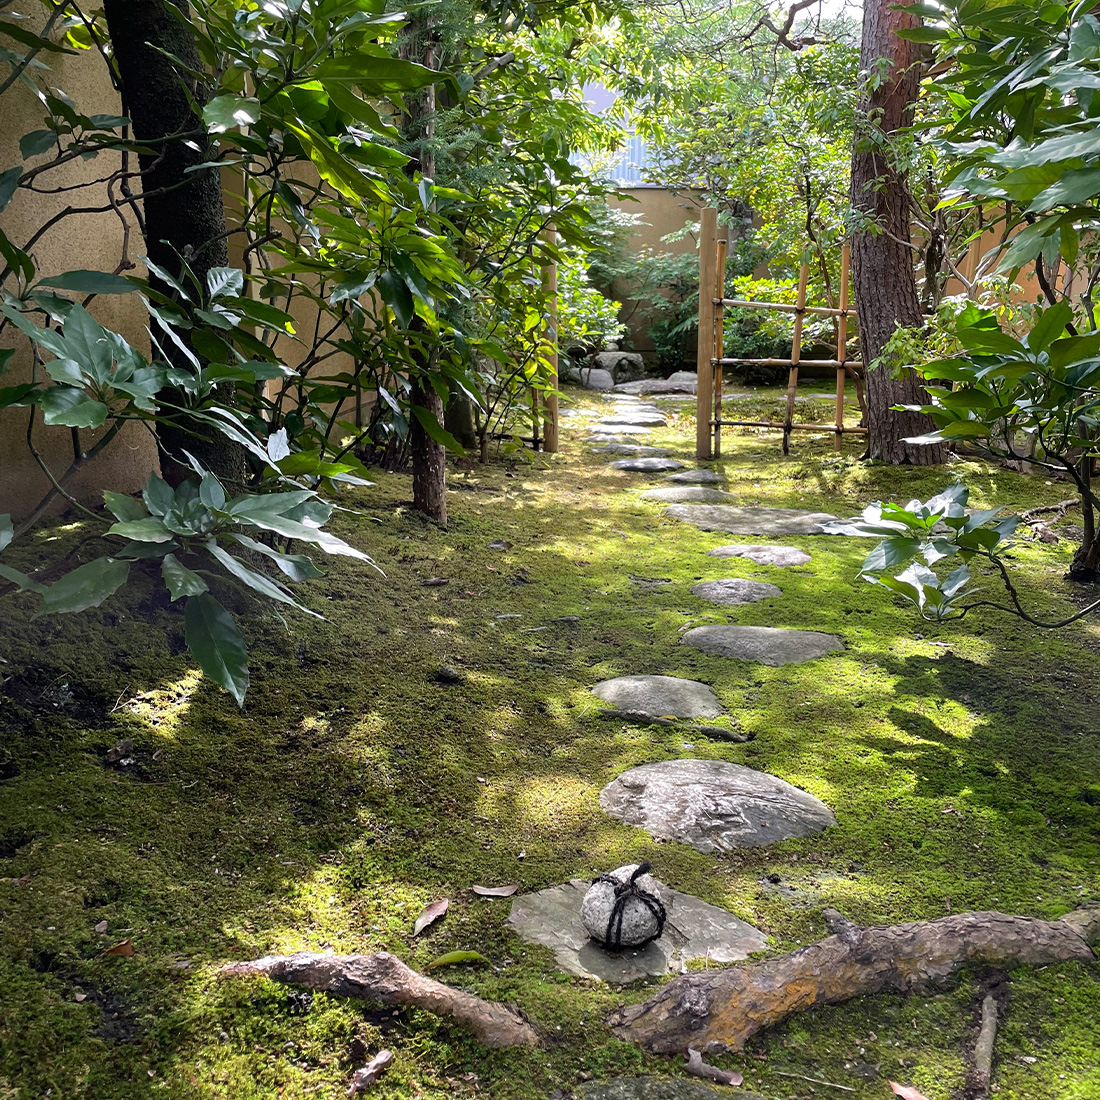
<box><xmin>37</xmin><ymin>270</ymin><xmax>137</xmax><ymax>295</ymax></box>
<box><xmin>39</xmin><ymin>387</ymin><xmax>109</xmax><ymax>428</ymax></box>
<box><xmin>205</xmin><ymin>540</ymin><xmax>319</xmax><ymax>616</ymax></box>
<box><xmin>184</xmin><ymin>593</ymin><xmax>249</xmax><ymax>707</ymax></box>
<box><xmin>0</xmin><ymin>383</ymin><xmax>38</xmax><ymax>409</ymax></box>
<box><xmin>0</xmin><ymin>166</ymin><xmax>21</xmax><ymax>214</ymax></box>
<box><xmin>37</xmin><ymin>557</ymin><xmax>129</xmax><ymax>615</ymax></box>
<box><xmin>230</xmin><ymin>533</ymin><xmax>324</xmax><ymax>582</ymax></box>
<box><xmin>19</xmin><ymin>129</ymin><xmax>57</xmax><ymax>158</ymax></box>
<box><xmin>0</xmin><ymin>561</ymin><xmax>47</xmax><ymax>593</ymax></box>
<box><xmin>107</xmin><ymin>517</ymin><xmax>174</xmax><ymax>543</ymax></box>
<box><xmin>161</xmin><ymin>553</ymin><xmax>208</xmax><ymax>600</ymax></box>
<box><xmin>1029</xmin><ymin>166</ymin><xmax>1100</xmax><ymax>211</ymax></box>
<box><xmin>314</xmin><ymin>55</ymin><xmax>438</xmax><ymax>93</ymax></box>
<box><xmin>425</xmin><ymin>951</ymin><xmax>489</xmax><ymax>971</ymax></box>
<box><xmin>1028</xmin><ymin>302</ymin><xmax>1073</xmax><ymax>353</ymax></box>
<box><xmin>860</xmin><ymin>537</ymin><xmax>922</xmax><ymax>574</ymax></box>
<box><xmin>0</xmin><ymin>513</ymin><xmax>12</xmax><ymax>553</ymax></box>
<box><xmin>410</xmin><ymin>403</ymin><xmax>465</xmax><ymax>454</ymax></box>
<box><xmin>102</xmin><ymin>491</ymin><xmax>147</xmax><ymax>522</ymax></box>
<box><xmin>206</xmin><ymin>266</ymin><xmax>244</xmax><ymax>300</ymax></box>
<box><xmin>202</xmin><ymin>95</ymin><xmax>261</xmax><ymax>134</ymax></box>
<box><xmin>143</xmin><ymin>473</ymin><xmax>175</xmax><ymax>516</ymax></box>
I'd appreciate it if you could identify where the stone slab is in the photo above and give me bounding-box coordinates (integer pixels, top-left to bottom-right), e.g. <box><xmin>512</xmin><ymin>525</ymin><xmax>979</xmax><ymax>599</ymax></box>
<box><xmin>591</xmin><ymin>675</ymin><xmax>725</xmax><ymax>719</ymax></box>
<box><xmin>587</xmin><ymin>425</ymin><xmax>653</xmax><ymax>436</ymax></box>
<box><xmin>598</xmin><ymin>414</ymin><xmax>667</xmax><ymax>428</ymax></box>
<box><xmin>599</xmin><ymin>759</ymin><xmax>836</xmax><ymax>853</ymax></box>
<box><xmin>682</xmin><ymin>624</ymin><xmax>843</xmax><ymax>665</ymax></box>
<box><xmin>590</xmin><ymin>444</ymin><xmax>672</xmax><ymax>456</ymax></box>
<box><xmin>707</xmin><ymin>544</ymin><xmax>811</xmax><ymax>567</ymax></box>
<box><xmin>664</xmin><ymin>504</ymin><xmax>839</xmax><ymax>535</ymax></box>
<box><xmin>610</xmin><ymin>458</ymin><xmax>685</xmax><ymax>473</ymax></box>
<box><xmin>614</xmin><ymin>375</ymin><xmax>697</xmax><ymax>396</ymax></box>
<box><xmin>640</xmin><ymin>487</ymin><xmax>734</xmax><ymax>503</ymax></box>
<box><xmin>690</xmin><ymin>578</ymin><xmax>782</xmax><ymax>606</ymax></box>
<box><xmin>667</xmin><ymin>469</ymin><xmax>723</xmax><ymax>484</ymax></box>
<box><xmin>578</xmin><ymin>1080</ymin><xmax>766</xmax><ymax>1100</ymax></box>
<box><xmin>507</xmin><ymin>874</ymin><xmax>767</xmax><ymax>983</ymax></box>
<box><xmin>578</xmin><ymin>367</ymin><xmax>615</xmax><ymax>391</ymax></box>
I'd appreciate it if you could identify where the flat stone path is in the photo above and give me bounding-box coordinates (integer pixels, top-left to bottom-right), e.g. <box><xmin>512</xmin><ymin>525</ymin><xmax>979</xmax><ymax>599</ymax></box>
<box><xmin>690</xmin><ymin>578</ymin><xmax>782</xmax><ymax>606</ymax></box>
<box><xmin>599</xmin><ymin>413</ymin><xmax>667</xmax><ymax>428</ymax></box>
<box><xmin>641</xmin><ymin>486</ymin><xmax>733</xmax><ymax>503</ymax></box>
<box><xmin>667</xmin><ymin>469</ymin><xmax>723</xmax><ymax>484</ymax></box>
<box><xmin>609</xmin><ymin>457</ymin><xmax>685</xmax><ymax>472</ymax></box>
<box><xmin>682</xmin><ymin>624</ymin><xmax>843</xmax><ymax>665</ymax></box>
<box><xmin>591</xmin><ymin>674</ymin><xmax>724</xmax><ymax>719</ymax></box>
<box><xmin>707</xmin><ymin>544</ymin><xmax>811</xmax><ymax>566</ymax></box>
<box><xmin>578</xmin><ymin>1079</ymin><xmax>766</xmax><ymax>1100</ymax></box>
<box><xmin>590</xmin><ymin>444</ymin><xmax>671</xmax><ymax>456</ymax></box>
<box><xmin>507</xmin><ymin>874</ymin><xmax>766</xmax><ymax>983</ymax></box>
<box><xmin>586</xmin><ymin>426</ymin><xmax>653</xmax><ymax>438</ymax></box>
<box><xmin>665</xmin><ymin>503</ymin><xmax>839</xmax><ymax>535</ymax></box>
<box><xmin>600</xmin><ymin>759</ymin><xmax>836</xmax><ymax>853</ymax></box>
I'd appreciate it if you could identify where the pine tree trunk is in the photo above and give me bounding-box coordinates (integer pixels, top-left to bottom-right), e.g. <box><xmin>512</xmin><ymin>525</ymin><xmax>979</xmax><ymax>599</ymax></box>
<box><xmin>103</xmin><ymin>0</ymin><xmax>247</xmax><ymax>487</ymax></box>
<box><xmin>410</xmin><ymin>380</ymin><xmax>447</xmax><ymax>523</ymax></box>
<box><xmin>851</xmin><ymin>0</ymin><xmax>945</xmax><ymax>465</ymax></box>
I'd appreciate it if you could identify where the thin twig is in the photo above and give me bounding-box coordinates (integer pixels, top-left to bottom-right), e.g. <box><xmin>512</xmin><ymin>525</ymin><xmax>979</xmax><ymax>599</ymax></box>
<box><xmin>770</xmin><ymin>1070</ymin><xmax>856</xmax><ymax>1092</ymax></box>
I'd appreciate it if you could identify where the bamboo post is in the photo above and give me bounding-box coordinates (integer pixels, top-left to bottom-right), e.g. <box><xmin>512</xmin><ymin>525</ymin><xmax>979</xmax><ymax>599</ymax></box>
<box><xmin>541</xmin><ymin>226</ymin><xmax>559</xmax><ymax>453</ymax></box>
<box><xmin>782</xmin><ymin>263</ymin><xmax>809</xmax><ymax>456</ymax></box>
<box><xmin>713</xmin><ymin>237</ymin><xmax>727</xmax><ymax>459</ymax></box>
<box><xmin>835</xmin><ymin>243</ymin><xmax>850</xmax><ymax>451</ymax></box>
<box><xmin>696</xmin><ymin>208</ymin><xmax>719</xmax><ymax>460</ymax></box>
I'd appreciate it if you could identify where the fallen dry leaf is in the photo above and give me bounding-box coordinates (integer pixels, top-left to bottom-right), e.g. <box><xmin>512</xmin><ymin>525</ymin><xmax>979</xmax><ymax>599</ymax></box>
<box><xmin>347</xmin><ymin>1049</ymin><xmax>394</xmax><ymax>1095</ymax></box>
<box><xmin>94</xmin><ymin>920</ymin><xmax>108</xmax><ymax>933</ymax></box>
<box><xmin>470</xmin><ymin>884</ymin><xmax>519</xmax><ymax>898</ymax></box>
<box><xmin>74</xmin><ymin>992</ymin><xmax>87</xmax><ymax>1002</ymax></box>
<box><xmin>889</xmin><ymin>1083</ymin><xmax>930</xmax><ymax>1100</ymax></box>
<box><xmin>412</xmin><ymin>898</ymin><xmax>449</xmax><ymax>936</ymax></box>
<box><xmin>685</xmin><ymin>1048</ymin><xmax>742</xmax><ymax>1087</ymax></box>
<box><xmin>426</xmin><ymin>950</ymin><xmax>489</xmax><ymax>971</ymax></box>
<box><xmin>103</xmin><ymin>938</ymin><xmax>134</xmax><ymax>957</ymax></box>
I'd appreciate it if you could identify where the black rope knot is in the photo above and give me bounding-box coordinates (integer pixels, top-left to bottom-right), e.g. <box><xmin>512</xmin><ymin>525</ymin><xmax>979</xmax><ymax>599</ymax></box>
<box><xmin>591</xmin><ymin>862</ymin><xmax>667</xmax><ymax>949</ymax></box>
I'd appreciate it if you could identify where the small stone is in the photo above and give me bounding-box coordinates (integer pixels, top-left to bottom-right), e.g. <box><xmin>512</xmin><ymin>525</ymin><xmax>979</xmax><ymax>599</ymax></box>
<box><xmin>104</xmin><ymin>739</ymin><xmax>134</xmax><ymax>766</ymax></box>
<box><xmin>640</xmin><ymin>487</ymin><xmax>734</xmax><ymax>504</ymax></box>
<box><xmin>421</xmin><ymin>577</ymin><xmax>449</xmax><ymax>587</ymax></box>
<box><xmin>682</xmin><ymin>625</ymin><xmax>843</xmax><ymax>665</ymax></box>
<box><xmin>576</xmin><ymin>367</ymin><xmax>615</xmax><ymax>391</ymax></box>
<box><xmin>488</xmin><ymin>540</ymin><xmax>511</xmax><ymax>551</ymax></box>
<box><xmin>690</xmin><ymin>578</ymin><xmax>782</xmax><ymax>606</ymax></box>
<box><xmin>434</xmin><ymin>666</ymin><xmax>463</xmax><ymax>684</ymax></box>
<box><xmin>581</xmin><ymin>865</ymin><xmax>664</xmax><ymax>947</ymax></box>
<box><xmin>609</xmin><ymin>457</ymin><xmax>684</xmax><ymax>472</ymax></box>
<box><xmin>707</xmin><ymin>544</ymin><xmax>811</xmax><ymax>567</ymax></box>
<box><xmin>667</xmin><ymin>469</ymin><xmax>723</xmax><ymax>484</ymax></box>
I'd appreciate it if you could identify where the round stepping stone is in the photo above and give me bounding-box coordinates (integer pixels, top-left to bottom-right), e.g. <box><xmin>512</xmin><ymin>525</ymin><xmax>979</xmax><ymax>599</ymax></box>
<box><xmin>609</xmin><ymin>457</ymin><xmax>685</xmax><ymax>472</ymax></box>
<box><xmin>591</xmin><ymin>675</ymin><xmax>725</xmax><ymax>719</ymax></box>
<box><xmin>640</xmin><ymin>486</ymin><xmax>733</xmax><ymax>503</ymax></box>
<box><xmin>667</xmin><ymin>469</ymin><xmax>723</xmax><ymax>484</ymax></box>
<box><xmin>599</xmin><ymin>759</ymin><xmax>836</xmax><ymax>853</ymax></box>
<box><xmin>707</xmin><ymin>544</ymin><xmax>811</xmax><ymax>567</ymax></box>
<box><xmin>664</xmin><ymin>504</ymin><xmax>839</xmax><ymax>535</ymax></box>
<box><xmin>578</xmin><ymin>1079</ymin><xmax>765</xmax><ymax>1100</ymax></box>
<box><xmin>690</xmin><ymin>578</ymin><xmax>782</xmax><ymax>606</ymax></box>
<box><xmin>506</xmin><ymin>874</ymin><xmax>767</xmax><ymax>984</ymax></box>
<box><xmin>590</xmin><ymin>444</ymin><xmax>672</xmax><ymax>456</ymax></box>
<box><xmin>681</xmin><ymin>624</ymin><xmax>843</xmax><ymax>665</ymax></box>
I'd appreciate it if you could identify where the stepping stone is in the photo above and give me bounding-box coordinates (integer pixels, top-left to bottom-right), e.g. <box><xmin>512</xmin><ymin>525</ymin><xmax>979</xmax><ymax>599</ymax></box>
<box><xmin>682</xmin><ymin>624</ymin><xmax>843</xmax><ymax>665</ymax></box>
<box><xmin>667</xmin><ymin>469</ymin><xmax>723</xmax><ymax>484</ymax></box>
<box><xmin>578</xmin><ymin>1080</ymin><xmax>766</xmax><ymax>1100</ymax></box>
<box><xmin>609</xmin><ymin>457</ymin><xmax>685</xmax><ymax>472</ymax></box>
<box><xmin>598</xmin><ymin>414</ymin><xmax>666</xmax><ymax>428</ymax></box>
<box><xmin>591</xmin><ymin>675</ymin><xmax>725</xmax><ymax>719</ymax></box>
<box><xmin>664</xmin><ymin>504</ymin><xmax>839</xmax><ymax>535</ymax></box>
<box><xmin>707</xmin><ymin>544</ymin><xmax>811</xmax><ymax>567</ymax></box>
<box><xmin>640</xmin><ymin>486</ymin><xmax>734</xmax><ymax>503</ymax></box>
<box><xmin>614</xmin><ymin>373</ymin><xmax>698</xmax><ymax>396</ymax></box>
<box><xmin>590</xmin><ymin>444</ymin><xmax>671</xmax><ymax>456</ymax></box>
<box><xmin>506</xmin><ymin>873</ymin><xmax>766</xmax><ymax>983</ymax></box>
<box><xmin>690</xmin><ymin>578</ymin><xmax>782</xmax><ymax>606</ymax></box>
<box><xmin>599</xmin><ymin>759</ymin><xmax>836</xmax><ymax>853</ymax></box>
<box><xmin>587</xmin><ymin>425</ymin><xmax>653</xmax><ymax>436</ymax></box>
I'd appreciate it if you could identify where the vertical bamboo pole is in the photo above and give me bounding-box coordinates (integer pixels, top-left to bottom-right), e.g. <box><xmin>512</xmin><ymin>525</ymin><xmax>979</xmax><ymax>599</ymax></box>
<box><xmin>713</xmin><ymin>237</ymin><xmax>727</xmax><ymax>459</ymax></box>
<box><xmin>696</xmin><ymin>208</ymin><xmax>719</xmax><ymax>460</ymax></box>
<box><xmin>542</xmin><ymin>226</ymin><xmax>559</xmax><ymax>453</ymax></box>
<box><xmin>834</xmin><ymin>243</ymin><xmax>850</xmax><ymax>451</ymax></box>
<box><xmin>783</xmin><ymin>263</ymin><xmax>809</xmax><ymax>455</ymax></box>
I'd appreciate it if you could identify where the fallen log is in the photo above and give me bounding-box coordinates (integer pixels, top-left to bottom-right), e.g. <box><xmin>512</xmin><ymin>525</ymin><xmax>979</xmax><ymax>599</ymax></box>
<box><xmin>221</xmin><ymin>951</ymin><xmax>538</xmax><ymax>1049</ymax></box>
<box><xmin>610</xmin><ymin>907</ymin><xmax>1100</xmax><ymax>1054</ymax></box>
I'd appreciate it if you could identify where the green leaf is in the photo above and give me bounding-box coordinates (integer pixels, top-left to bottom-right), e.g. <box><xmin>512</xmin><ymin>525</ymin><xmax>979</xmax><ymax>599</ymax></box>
<box><xmin>1029</xmin><ymin>166</ymin><xmax>1100</xmax><ymax>211</ymax></box>
<box><xmin>102</xmin><ymin>491</ymin><xmax>147</xmax><ymax>522</ymax></box>
<box><xmin>230</xmin><ymin>534</ymin><xmax>324</xmax><ymax>582</ymax></box>
<box><xmin>39</xmin><ymin>387</ymin><xmax>109</xmax><ymax>428</ymax></box>
<box><xmin>0</xmin><ymin>513</ymin><xmax>12</xmax><ymax>553</ymax></box>
<box><xmin>161</xmin><ymin>553</ymin><xmax>208</xmax><ymax>600</ymax></box>
<box><xmin>184</xmin><ymin>593</ymin><xmax>249</xmax><ymax>707</ymax></box>
<box><xmin>314</xmin><ymin>55</ymin><xmax>438</xmax><ymax>93</ymax></box>
<box><xmin>37</xmin><ymin>270</ymin><xmax>137</xmax><ymax>295</ymax></box>
<box><xmin>410</xmin><ymin>404</ymin><xmax>465</xmax><ymax>454</ymax></box>
<box><xmin>206</xmin><ymin>266</ymin><xmax>244</xmax><ymax>301</ymax></box>
<box><xmin>860</xmin><ymin>537</ymin><xmax>922</xmax><ymax>574</ymax></box>
<box><xmin>1028</xmin><ymin>302</ymin><xmax>1073</xmax><ymax>353</ymax></box>
<box><xmin>0</xmin><ymin>166</ymin><xmax>21</xmax><ymax>215</ymax></box>
<box><xmin>19</xmin><ymin>129</ymin><xmax>57</xmax><ymax>159</ymax></box>
<box><xmin>202</xmin><ymin>94</ymin><xmax>261</xmax><ymax>134</ymax></box>
<box><xmin>37</xmin><ymin>557</ymin><xmax>129</xmax><ymax>615</ymax></box>
<box><xmin>142</xmin><ymin>473</ymin><xmax>175</xmax><ymax>517</ymax></box>
<box><xmin>425</xmin><ymin>950</ymin><xmax>489</xmax><ymax>971</ymax></box>
<box><xmin>204</xmin><ymin>539</ymin><xmax>320</xmax><ymax>617</ymax></box>
<box><xmin>0</xmin><ymin>561</ymin><xmax>47</xmax><ymax>593</ymax></box>
<box><xmin>106</xmin><ymin>517</ymin><xmax>174</xmax><ymax>543</ymax></box>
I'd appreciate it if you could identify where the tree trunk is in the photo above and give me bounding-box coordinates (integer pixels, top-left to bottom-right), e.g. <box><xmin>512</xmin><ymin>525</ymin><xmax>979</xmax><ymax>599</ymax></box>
<box><xmin>103</xmin><ymin>0</ymin><xmax>247</xmax><ymax>487</ymax></box>
<box><xmin>398</xmin><ymin>21</ymin><xmax>447</xmax><ymax>522</ymax></box>
<box><xmin>850</xmin><ymin>0</ymin><xmax>945</xmax><ymax>465</ymax></box>
<box><xmin>1069</xmin><ymin>454</ymin><xmax>1100</xmax><ymax>581</ymax></box>
<box><xmin>610</xmin><ymin>906</ymin><xmax>1100</xmax><ymax>1054</ymax></box>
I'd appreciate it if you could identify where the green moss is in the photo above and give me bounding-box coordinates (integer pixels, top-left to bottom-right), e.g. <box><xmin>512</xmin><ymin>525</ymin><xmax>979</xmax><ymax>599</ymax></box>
<box><xmin>0</xmin><ymin>385</ymin><xmax>1098</xmax><ymax>1099</ymax></box>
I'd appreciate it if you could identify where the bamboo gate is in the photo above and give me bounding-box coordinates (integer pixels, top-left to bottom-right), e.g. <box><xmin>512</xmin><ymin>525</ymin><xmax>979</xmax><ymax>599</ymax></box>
<box><xmin>694</xmin><ymin>208</ymin><xmax>868</xmax><ymax>461</ymax></box>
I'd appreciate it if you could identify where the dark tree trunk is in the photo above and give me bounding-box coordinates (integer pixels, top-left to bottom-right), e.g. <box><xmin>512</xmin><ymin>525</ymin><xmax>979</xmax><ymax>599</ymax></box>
<box><xmin>103</xmin><ymin>0</ymin><xmax>246</xmax><ymax>486</ymax></box>
<box><xmin>400</xmin><ymin>21</ymin><xmax>447</xmax><ymax>522</ymax></box>
<box><xmin>850</xmin><ymin>0</ymin><xmax>945</xmax><ymax>465</ymax></box>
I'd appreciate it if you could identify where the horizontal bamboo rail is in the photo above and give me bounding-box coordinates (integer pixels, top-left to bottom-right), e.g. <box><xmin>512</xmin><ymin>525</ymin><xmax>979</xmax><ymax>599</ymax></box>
<box><xmin>715</xmin><ymin>420</ymin><xmax>868</xmax><ymax>434</ymax></box>
<box><xmin>715</xmin><ymin>298</ymin><xmax>849</xmax><ymax>318</ymax></box>
<box><xmin>713</xmin><ymin>358</ymin><xmax>864</xmax><ymax>369</ymax></box>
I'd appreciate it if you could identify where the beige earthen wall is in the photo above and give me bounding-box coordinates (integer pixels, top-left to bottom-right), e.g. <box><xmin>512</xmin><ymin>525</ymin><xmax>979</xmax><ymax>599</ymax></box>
<box><xmin>0</xmin><ymin>19</ymin><xmax>158</xmax><ymax>523</ymax></box>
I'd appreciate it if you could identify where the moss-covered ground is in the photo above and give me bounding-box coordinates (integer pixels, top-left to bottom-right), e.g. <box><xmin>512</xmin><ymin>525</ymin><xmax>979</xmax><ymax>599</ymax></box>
<box><xmin>1</xmin><ymin>384</ymin><xmax>1098</xmax><ymax>1100</ymax></box>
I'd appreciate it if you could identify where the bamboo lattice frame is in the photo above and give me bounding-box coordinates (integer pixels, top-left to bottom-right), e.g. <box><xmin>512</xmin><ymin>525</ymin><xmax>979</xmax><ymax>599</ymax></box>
<box><xmin>695</xmin><ymin>208</ymin><xmax>869</xmax><ymax>460</ymax></box>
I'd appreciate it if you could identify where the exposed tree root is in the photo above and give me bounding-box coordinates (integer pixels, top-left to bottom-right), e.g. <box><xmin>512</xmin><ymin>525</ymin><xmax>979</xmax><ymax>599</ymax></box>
<box><xmin>610</xmin><ymin>908</ymin><xmax>1100</xmax><ymax>1054</ymax></box>
<box><xmin>221</xmin><ymin>951</ymin><xmax>538</xmax><ymax>1048</ymax></box>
